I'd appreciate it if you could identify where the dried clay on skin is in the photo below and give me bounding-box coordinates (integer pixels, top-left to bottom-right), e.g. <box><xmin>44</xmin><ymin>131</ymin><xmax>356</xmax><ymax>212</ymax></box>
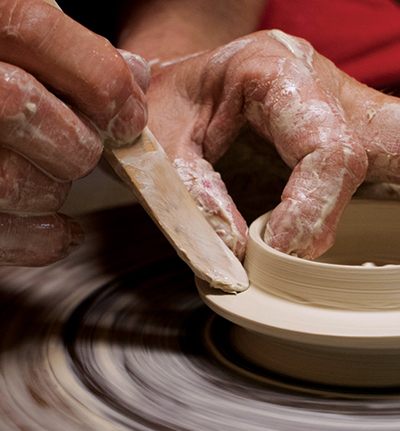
<box><xmin>174</xmin><ymin>157</ymin><xmax>247</xmax><ymax>260</ymax></box>
<box><xmin>256</xmin><ymin>31</ymin><xmax>366</xmax><ymax>258</ymax></box>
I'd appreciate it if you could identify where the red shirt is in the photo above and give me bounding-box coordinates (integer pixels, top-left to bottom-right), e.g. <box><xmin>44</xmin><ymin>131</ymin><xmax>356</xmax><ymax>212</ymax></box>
<box><xmin>259</xmin><ymin>0</ymin><xmax>400</xmax><ymax>89</ymax></box>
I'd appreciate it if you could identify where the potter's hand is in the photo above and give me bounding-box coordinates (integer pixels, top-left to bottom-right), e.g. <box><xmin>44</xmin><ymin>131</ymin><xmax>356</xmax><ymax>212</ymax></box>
<box><xmin>0</xmin><ymin>0</ymin><xmax>149</xmax><ymax>266</ymax></box>
<box><xmin>146</xmin><ymin>30</ymin><xmax>400</xmax><ymax>260</ymax></box>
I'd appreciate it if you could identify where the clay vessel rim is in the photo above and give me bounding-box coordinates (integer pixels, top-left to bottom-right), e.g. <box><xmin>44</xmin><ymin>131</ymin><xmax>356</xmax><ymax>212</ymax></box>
<box><xmin>252</xmin><ymin>203</ymin><xmax>400</xmax><ymax>272</ymax></box>
<box><xmin>196</xmin><ymin>277</ymin><xmax>400</xmax><ymax>346</ymax></box>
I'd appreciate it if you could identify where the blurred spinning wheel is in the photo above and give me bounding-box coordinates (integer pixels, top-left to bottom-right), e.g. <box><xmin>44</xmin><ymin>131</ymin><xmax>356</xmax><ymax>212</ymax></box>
<box><xmin>0</xmin><ymin>205</ymin><xmax>399</xmax><ymax>431</ymax></box>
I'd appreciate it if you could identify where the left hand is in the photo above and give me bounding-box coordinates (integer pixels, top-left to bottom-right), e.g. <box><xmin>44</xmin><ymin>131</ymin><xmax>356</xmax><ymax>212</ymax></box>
<box><xmin>143</xmin><ymin>30</ymin><xmax>400</xmax><ymax>261</ymax></box>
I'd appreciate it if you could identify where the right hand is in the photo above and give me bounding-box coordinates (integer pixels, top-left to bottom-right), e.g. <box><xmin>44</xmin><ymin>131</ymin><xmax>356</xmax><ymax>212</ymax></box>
<box><xmin>0</xmin><ymin>0</ymin><xmax>149</xmax><ymax>266</ymax></box>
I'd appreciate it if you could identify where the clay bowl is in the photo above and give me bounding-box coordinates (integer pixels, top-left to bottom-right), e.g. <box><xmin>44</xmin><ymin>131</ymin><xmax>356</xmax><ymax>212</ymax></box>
<box><xmin>196</xmin><ymin>200</ymin><xmax>400</xmax><ymax>388</ymax></box>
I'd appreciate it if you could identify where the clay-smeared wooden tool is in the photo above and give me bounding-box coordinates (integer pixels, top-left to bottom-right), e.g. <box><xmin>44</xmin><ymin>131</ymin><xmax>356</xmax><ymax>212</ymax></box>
<box><xmin>41</xmin><ymin>0</ymin><xmax>249</xmax><ymax>292</ymax></box>
<box><xmin>104</xmin><ymin>128</ymin><xmax>249</xmax><ymax>292</ymax></box>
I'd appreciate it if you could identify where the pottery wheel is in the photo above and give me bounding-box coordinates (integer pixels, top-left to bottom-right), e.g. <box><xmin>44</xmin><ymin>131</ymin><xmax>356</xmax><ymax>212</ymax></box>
<box><xmin>0</xmin><ymin>205</ymin><xmax>399</xmax><ymax>431</ymax></box>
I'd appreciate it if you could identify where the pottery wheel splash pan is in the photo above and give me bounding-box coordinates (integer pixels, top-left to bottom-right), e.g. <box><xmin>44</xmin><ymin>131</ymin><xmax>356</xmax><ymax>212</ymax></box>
<box><xmin>196</xmin><ymin>200</ymin><xmax>400</xmax><ymax>388</ymax></box>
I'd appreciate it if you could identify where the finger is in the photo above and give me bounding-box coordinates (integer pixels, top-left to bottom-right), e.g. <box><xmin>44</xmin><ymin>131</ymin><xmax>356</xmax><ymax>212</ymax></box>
<box><xmin>212</xmin><ymin>34</ymin><xmax>370</xmax><ymax>259</ymax></box>
<box><xmin>0</xmin><ymin>62</ymin><xmax>102</xmax><ymax>180</ymax></box>
<box><xmin>146</xmin><ymin>69</ymin><xmax>248</xmax><ymax>261</ymax></box>
<box><xmin>258</xmin><ymin>65</ymin><xmax>368</xmax><ymax>259</ymax></box>
<box><xmin>265</xmin><ymin>141</ymin><xmax>367</xmax><ymax>259</ymax></box>
<box><xmin>0</xmin><ymin>146</ymin><xmax>70</xmax><ymax>212</ymax></box>
<box><xmin>0</xmin><ymin>0</ymin><xmax>147</xmax><ymax>146</ymax></box>
<box><xmin>172</xmin><ymin>151</ymin><xmax>248</xmax><ymax>261</ymax></box>
<box><xmin>0</xmin><ymin>212</ymin><xmax>84</xmax><ymax>266</ymax></box>
<box><xmin>118</xmin><ymin>50</ymin><xmax>151</xmax><ymax>94</ymax></box>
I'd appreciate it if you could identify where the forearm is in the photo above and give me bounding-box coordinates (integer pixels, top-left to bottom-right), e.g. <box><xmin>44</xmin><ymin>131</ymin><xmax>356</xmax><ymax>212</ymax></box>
<box><xmin>116</xmin><ymin>0</ymin><xmax>267</xmax><ymax>64</ymax></box>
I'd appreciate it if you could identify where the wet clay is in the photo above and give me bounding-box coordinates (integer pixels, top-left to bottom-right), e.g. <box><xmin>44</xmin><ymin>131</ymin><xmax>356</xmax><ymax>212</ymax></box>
<box><xmin>197</xmin><ymin>200</ymin><xmax>400</xmax><ymax>387</ymax></box>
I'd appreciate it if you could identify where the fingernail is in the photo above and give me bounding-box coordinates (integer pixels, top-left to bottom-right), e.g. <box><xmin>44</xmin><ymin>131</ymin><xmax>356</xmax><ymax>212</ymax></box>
<box><xmin>106</xmin><ymin>93</ymin><xmax>148</xmax><ymax>147</ymax></box>
<box><xmin>119</xmin><ymin>50</ymin><xmax>151</xmax><ymax>93</ymax></box>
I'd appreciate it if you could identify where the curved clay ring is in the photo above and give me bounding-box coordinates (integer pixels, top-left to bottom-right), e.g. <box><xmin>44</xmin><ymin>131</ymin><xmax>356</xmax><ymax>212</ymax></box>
<box><xmin>196</xmin><ymin>200</ymin><xmax>400</xmax><ymax>388</ymax></box>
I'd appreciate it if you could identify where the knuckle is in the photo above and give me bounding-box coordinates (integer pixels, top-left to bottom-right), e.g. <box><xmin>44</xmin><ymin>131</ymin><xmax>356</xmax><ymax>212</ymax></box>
<box><xmin>266</xmin><ymin>29</ymin><xmax>315</xmax><ymax>63</ymax></box>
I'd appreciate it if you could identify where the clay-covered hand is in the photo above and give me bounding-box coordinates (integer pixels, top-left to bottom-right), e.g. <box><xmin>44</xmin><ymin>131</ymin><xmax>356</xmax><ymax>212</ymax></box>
<box><xmin>0</xmin><ymin>0</ymin><xmax>148</xmax><ymax>266</ymax></box>
<box><xmin>145</xmin><ymin>29</ymin><xmax>400</xmax><ymax>261</ymax></box>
